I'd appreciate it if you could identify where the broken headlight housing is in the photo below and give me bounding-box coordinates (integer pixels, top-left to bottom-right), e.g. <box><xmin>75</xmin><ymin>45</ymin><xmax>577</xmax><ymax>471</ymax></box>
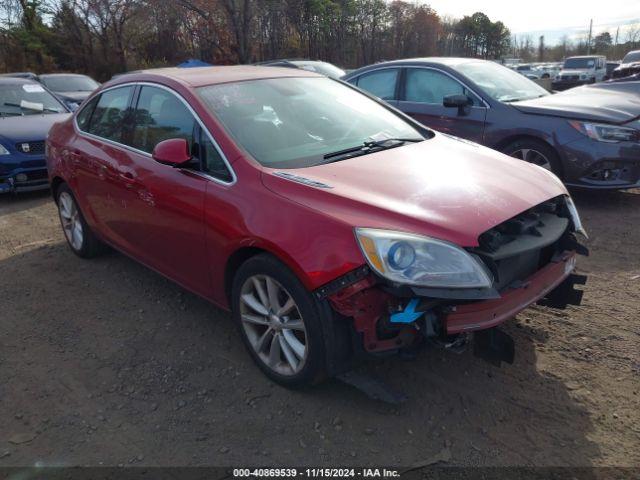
<box><xmin>355</xmin><ymin>228</ymin><xmax>493</xmax><ymax>288</ymax></box>
<box><xmin>569</xmin><ymin>120</ymin><xmax>640</xmax><ymax>143</ymax></box>
<box><xmin>566</xmin><ymin>196</ymin><xmax>588</xmax><ymax>238</ymax></box>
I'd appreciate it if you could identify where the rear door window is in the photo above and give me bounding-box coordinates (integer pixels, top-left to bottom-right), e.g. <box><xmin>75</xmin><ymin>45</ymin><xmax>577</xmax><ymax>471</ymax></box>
<box><xmin>75</xmin><ymin>96</ymin><xmax>99</xmax><ymax>132</ymax></box>
<box><xmin>355</xmin><ymin>69</ymin><xmax>399</xmax><ymax>100</ymax></box>
<box><xmin>87</xmin><ymin>86</ymin><xmax>134</xmax><ymax>143</ymax></box>
<box><xmin>131</xmin><ymin>86</ymin><xmax>196</xmax><ymax>154</ymax></box>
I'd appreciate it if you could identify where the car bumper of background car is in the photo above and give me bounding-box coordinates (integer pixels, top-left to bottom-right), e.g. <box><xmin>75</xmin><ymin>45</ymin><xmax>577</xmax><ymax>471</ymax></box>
<box><xmin>559</xmin><ymin>137</ymin><xmax>640</xmax><ymax>189</ymax></box>
<box><xmin>0</xmin><ymin>166</ymin><xmax>50</xmax><ymax>193</ymax></box>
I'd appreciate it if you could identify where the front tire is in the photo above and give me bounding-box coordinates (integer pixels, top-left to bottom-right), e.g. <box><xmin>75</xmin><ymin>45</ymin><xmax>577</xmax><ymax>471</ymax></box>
<box><xmin>56</xmin><ymin>183</ymin><xmax>107</xmax><ymax>258</ymax></box>
<box><xmin>231</xmin><ymin>254</ymin><xmax>331</xmax><ymax>387</ymax></box>
<box><xmin>501</xmin><ymin>138</ymin><xmax>562</xmax><ymax>178</ymax></box>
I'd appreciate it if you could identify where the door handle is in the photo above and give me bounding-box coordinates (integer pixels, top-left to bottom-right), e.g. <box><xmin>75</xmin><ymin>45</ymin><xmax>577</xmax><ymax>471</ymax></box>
<box><xmin>69</xmin><ymin>151</ymin><xmax>84</xmax><ymax>166</ymax></box>
<box><xmin>119</xmin><ymin>171</ymin><xmax>138</xmax><ymax>189</ymax></box>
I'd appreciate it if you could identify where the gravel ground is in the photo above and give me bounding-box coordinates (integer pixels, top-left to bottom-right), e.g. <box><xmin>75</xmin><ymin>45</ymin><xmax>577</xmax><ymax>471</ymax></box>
<box><xmin>0</xmin><ymin>188</ymin><xmax>638</xmax><ymax>467</ymax></box>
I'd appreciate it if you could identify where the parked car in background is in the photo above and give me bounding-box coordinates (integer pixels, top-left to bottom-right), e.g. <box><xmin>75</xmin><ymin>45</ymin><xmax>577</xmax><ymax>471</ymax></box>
<box><xmin>0</xmin><ymin>72</ymin><xmax>39</xmax><ymax>81</ymax></box>
<box><xmin>0</xmin><ymin>78</ymin><xmax>70</xmax><ymax>193</ymax></box>
<box><xmin>46</xmin><ymin>66</ymin><xmax>587</xmax><ymax>385</ymax></box>
<box><xmin>552</xmin><ymin>55</ymin><xmax>607</xmax><ymax>90</ymax></box>
<box><xmin>613</xmin><ymin>50</ymin><xmax>640</xmax><ymax>79</ymax></box>
<box><xmin>257</xmin><ymin>59</ymin><xmax>346</xmax><ymax>79</ymax></box>
<box><xmin>344</xmin><ymin>58</ymin><xmax>640</xmax><ymax>189</ymax></box>
<box><xmin>513</xmin><ymin>64</ymin><xmax>540</xmax><ymax>79</ymax></box>
<box><xmin>537</xmin><ymin>63</ymin><xmax>561</xmax><ymax>79</ymax></box>
<box><xmin>39</xmin><ymin>73</ymin><xmax>100</xmax><ymax>111</ymax></box>
<box><xmin>604</xmin><ymin>61</ymin><xmax>621</xmax><ymax>80</ymax></box>
<box><xmin>607</xmin><ymin>71</ymin><xmax>640</xmax><ymax>83</ymax></box>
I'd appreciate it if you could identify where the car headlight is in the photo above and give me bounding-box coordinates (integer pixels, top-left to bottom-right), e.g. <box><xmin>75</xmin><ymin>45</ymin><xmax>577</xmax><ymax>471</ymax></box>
<box><xmin>0</xmin><ymin>144</ymin><xmax>10</xmax><ymax>155</ymax></box>
<box><xmin>355</xmin><ymin>228</ymin><xmax>493</xmax><ymax>288</ymax></box>
<box><xmin>569</xmin><ymin>120</ymin><xmax>639</xmax><ymax>143</ymax></box>
<box><xmin>565</xmin><ymin>196</ymin><xmax>588</xmax><ymax>239</ymax></box>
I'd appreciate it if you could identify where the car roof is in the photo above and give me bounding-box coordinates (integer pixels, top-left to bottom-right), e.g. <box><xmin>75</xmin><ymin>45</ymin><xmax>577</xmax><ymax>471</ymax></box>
<box><xmin>565</xmin><ymin>55</ymin><xmax>605</xmax><ymax>59</ymax></box>
<box><xmin>383</xmin><ymin>57</ymin><xmax>484</xmax><ymax>65</ymax></box>
<box><xmin>111</xmin><ymin>65</ymin><xmax>322</xmax><ymax>88</ymax></box>
<box><xmin>39</xmin><ymin>73</ymin><xmax>90</xmax><ymax>78</ymax></box>
<box><xmin>343</xmin><ymin>57</ymin><xmax>494</xmax><ymax>79</ymax></box>
<box><xmin>0</xmin><ymin>77</ymin><xmax>39</xmax><ymax>86</ymax></box>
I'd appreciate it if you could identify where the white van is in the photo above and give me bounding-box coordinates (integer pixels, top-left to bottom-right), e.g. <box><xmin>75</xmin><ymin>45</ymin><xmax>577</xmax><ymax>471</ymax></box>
<box><xmin>552</xmin><ymin>55</ymin><xmax>606</xmax><ymax>90</ymax></box>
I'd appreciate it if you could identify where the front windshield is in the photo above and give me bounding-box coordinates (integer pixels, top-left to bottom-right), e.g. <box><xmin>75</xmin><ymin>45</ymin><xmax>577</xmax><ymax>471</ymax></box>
<box><xmin>622</xmin><ymin>51</ymin><xmax>640</xmax><ymax>63</ymax></box>
<box><xmin>197</xmin><ymin>77</ymin><xmax>424</xmax><ymax>168</ymax></box>
<box><xmin>457</xmin><ymin>61</ymin><xmax>548</xmax><ymax>103</ymax></box>
<box><xmin>563</xmin><ymin>58</ymin><xmax>596</xmax><ymax>69</ymax></box>
<box><xmin>0</xmin><ymin>83</ymin><xmax>66</xmax><ymax>116</ymax></box>
<box><xmin>41</xmin><ymin>75</ymin><xmax>99</xmax><ymax>92</ymax></box>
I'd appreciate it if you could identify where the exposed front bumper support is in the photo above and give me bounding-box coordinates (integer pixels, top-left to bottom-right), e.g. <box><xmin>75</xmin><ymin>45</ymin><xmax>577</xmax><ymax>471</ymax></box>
<box><xmin>445</xmin><ymin>251</ymin><xmax>578</xmax><ymax>334</ymax></box>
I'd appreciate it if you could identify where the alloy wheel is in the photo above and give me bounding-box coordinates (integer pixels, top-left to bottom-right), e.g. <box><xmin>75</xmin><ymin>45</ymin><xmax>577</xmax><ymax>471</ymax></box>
<box><xmin>58</xmin><ymin>191</ymin><xmax>84</xmax><ymax>251</ymax></box>
<box><xmin>239</xmin><ymin>274</ymin><xmax>308</xmax><ymax>376</ymax></box>
<box><xmin>509</xmin><ymin>148</ymin><xmax>552</xmax><ymax>171</ymax></box>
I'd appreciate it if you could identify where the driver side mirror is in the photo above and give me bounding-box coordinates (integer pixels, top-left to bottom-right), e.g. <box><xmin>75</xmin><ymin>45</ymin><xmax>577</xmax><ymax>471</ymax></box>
<box><xmin>152</xmin><ymin>138</ymin><xmax>192</xmax><ymax>167</ymax></box>
<box><xmin>443</xmin><ymin>94</ymin><xmax>473</xmax><ymax>115</ymax></box>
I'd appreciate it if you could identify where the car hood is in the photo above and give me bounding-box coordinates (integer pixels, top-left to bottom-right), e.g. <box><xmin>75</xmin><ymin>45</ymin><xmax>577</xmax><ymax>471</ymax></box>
<box><xmin>261</xmin><ymin>134</ymin><xmax>567</xmax><ymax>247</ymax></box>
<box><xmin>0</xmin><ymin>113</ymin><xmax>70</xmax><ymax>143</ymax></box>
<box><xmin>616</xmin><ymin>62</ymin><xmax>640</xmax><ymax>71</ymax></box>
<box><xmin>512</xmin><ymin>85</ymin><xmax>640</xmax><ymax>124</ymax></box>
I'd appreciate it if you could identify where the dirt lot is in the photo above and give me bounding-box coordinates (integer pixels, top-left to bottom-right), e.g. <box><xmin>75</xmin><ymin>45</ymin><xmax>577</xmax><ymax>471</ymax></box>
<box><xmin>0</xmin><ymin>188</ymin><xmax>638</xmax><ymax>468</ymax></box>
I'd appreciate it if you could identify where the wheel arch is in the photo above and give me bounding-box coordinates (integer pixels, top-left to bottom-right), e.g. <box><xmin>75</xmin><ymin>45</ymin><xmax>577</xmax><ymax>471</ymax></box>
<box><xmin>492</xmin><ymin>134</ymin><xmax>564</xmax><ymax>178</ymax></box>
<box><xmin>223</xmin><ymin>243</ymin><xmax>313</xmax><ymax>308</ymax></box>
<box><xmin>50</xmin><ymin>176</ymin><xmax>66</xmax><ymax>202</ymax></box>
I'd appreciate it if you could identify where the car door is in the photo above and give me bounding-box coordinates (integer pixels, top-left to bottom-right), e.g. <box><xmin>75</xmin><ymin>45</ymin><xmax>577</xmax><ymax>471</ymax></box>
<box><xmin>396</xmin><ymin>67</ymin><xmax>487</xmax><ymax>143</ymax></box>
<box><xmin>71</xmin><ymin>85</ymin><xmax>138</xmax><ymax>246</ymax></box>
<box><xmin>351</xmin><ymin>68</ymin><xmax>401</xmax><ymax>107</ymax></box>
<box><xmin>113</xmin><ymin>84</ymin><xmax>215</xmax><ymax>297</ymax></box>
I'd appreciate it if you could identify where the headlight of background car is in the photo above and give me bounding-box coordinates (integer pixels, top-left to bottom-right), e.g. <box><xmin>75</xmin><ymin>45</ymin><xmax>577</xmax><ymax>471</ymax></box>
<box><xmin>355</xmin><ymin>228</ymin><xmax>493</xmax><ymax>289</ymax></box>
<box><xmin>569</xmin><ymin>120</ymin><xmax>639</xmax><ymax>143</ymax></box>
<box><xmin>0</xmin><ymin>144</ymin><xmax>10</xmax><ymax>155</ymax></box>
<box><xmin>565</xmin><ymin>196</ymin><xmax>588</xmax><ymax>238</ymax></box>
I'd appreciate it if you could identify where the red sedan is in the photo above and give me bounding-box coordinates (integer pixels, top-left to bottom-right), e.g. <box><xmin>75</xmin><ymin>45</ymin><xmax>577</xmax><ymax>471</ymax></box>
<box><xmin>46</xmin><ymin>66</ymin><xmax>587</xmax><ymax>386</ymax></box>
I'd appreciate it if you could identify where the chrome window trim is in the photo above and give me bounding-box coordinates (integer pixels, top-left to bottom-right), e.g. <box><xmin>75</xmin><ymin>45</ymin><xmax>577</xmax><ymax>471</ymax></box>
<box><xmin>73</xmin><ymin>81</ymin><xmax>237</xmax><ymax>186</ymax></box>
<box><xmin>350</xmin><ymin>65</ymin><xmax>491</xmax><ymax>109</ymax></box>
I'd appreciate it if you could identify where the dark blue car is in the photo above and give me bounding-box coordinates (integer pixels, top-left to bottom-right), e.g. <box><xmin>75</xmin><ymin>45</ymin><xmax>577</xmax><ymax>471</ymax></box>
<box><xmin>0</xmin><ymin>78</ymin><xmax>70</xmax><ymax>193</ymax></box>
<box><xmin>344</xmin><ymin>58</ymin><xmax>640</xmax><ymax>189</ymax></box>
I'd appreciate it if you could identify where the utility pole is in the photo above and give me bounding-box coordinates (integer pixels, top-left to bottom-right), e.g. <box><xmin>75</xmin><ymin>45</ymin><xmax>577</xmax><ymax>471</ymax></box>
<box><xmin>587</xmin><ymin>19</ymin><xmax>593</xmax><ymax>54</ymax></box>
<box><xmin>614</xmin><ymin>27</ymin><xmax>619</xmax><ymax>59</ymax></box>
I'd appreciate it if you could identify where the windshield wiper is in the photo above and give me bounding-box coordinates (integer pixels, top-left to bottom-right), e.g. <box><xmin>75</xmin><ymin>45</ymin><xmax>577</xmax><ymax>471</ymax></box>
<box><xmin>322</xmin><ymin>137</ymin><xmax>423</xmax><ymax>162</ymax></box>
<box><xmin>3</xmin><ymin>102</ymin><xmax>60</xmax><ymax>113</ymax></box>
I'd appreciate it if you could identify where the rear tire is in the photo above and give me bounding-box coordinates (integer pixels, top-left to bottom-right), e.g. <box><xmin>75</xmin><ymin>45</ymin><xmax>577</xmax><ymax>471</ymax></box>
<box><xmin>501</xmin><ymin>138</ymin><xmax>562</xmax><ymax>178</ymax></box>
<box><xmin>231</xmin><ymin>254</ymin><xmax>336</xmax><ymax>387</ymax></box>
<box><xmin>56</xmin><ymin>183</ymin><xmax>107</xmax><ymax>258</ymax></box>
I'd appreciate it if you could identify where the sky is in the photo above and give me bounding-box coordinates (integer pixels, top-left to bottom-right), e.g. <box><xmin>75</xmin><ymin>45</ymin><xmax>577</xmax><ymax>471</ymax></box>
<box><xmin>425</xmin><ymin>0</ymin><xmax>640</xmax><ymax>44</ymax></box>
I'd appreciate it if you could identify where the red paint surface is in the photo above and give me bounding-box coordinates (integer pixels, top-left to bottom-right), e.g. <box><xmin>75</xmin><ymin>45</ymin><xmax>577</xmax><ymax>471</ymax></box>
<box><xmin>445</xmin><ymin>252</ymin><xmax>576</xmax><ymax>334</ymax></box>
<box><xmin>47</xmin><ymin>66</ymin><xmax>570</xmax><ymax>324</ymax></box>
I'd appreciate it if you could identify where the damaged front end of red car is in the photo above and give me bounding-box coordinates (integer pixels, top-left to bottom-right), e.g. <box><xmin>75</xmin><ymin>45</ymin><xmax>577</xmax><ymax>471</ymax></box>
<box><xmin>316</xmin><ymin>195</ymin><xmax>588</xmax><ymax>368</ymax></box>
